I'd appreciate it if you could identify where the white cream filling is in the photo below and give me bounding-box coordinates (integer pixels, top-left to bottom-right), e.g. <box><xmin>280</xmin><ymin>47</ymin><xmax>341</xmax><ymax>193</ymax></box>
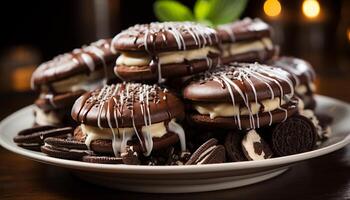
<box><xmin>194</xmin><ymin>97</ymin><xmax>285</xmax><ymax>119</ymax></box>
<box><xmin>242</xmin><ymin>130</ymin><xmax>271</xmax><ymax>160</ymax></box>
<box><xmin>222</xmin><ymin>37</ymin><xmax>273</xmax><ymax>57</ymax></box>
<box><xmin>82</xmin><ymin>121</ymin><xmax>167</xmax><ymax>142</ymax></box>
<box><xmin>116</xmin><ymin>47</ymin><xmax>219</xmax><ymax>66</ymax></box>
<box><xmin>295</xmin><ymin>83</ymin><xmax>316</xmax><ymax>95</ymax></box>
<box><xmin>81</xmin><ymin>121</ymin><xmax>168</xmax><ymax>153</ymax></box>
<box><xmin>34</xmin><ymin>106</ymin><xmax>62</xmax><ymax>126</ymax></box>
<box><xmin>42</xmin><ymin>70</ymin><xmax>106</xmax><ymax>93</ymax></box>
<box><xmin>81</xmin><ymin>118</ymin><xmax>186</xmax><ymax>156</ymax></box>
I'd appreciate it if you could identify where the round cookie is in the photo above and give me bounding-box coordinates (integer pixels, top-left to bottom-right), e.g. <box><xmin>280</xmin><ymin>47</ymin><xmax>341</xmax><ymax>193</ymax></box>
<box><xmin>71</xmin><ymin>83</ymin><xmax>187</xmax><ymax>157</ymax></box>
<box><xmin>271</xmin><ymin>115</ymin><xmax>317</xmax><ymax>156</ymax></box>
<box><xmin>183</xmin><ymin>62</ymin><xmax>299</xmax><ymax>130</ymax></box>
<box><xmin>267</xmin><ymin>56</ymin><xmax>316</xmax><ymax>109</ymax></box>
<box><xmin>112</xmin><ymin>22</ymin><xmax>221</xmax><ymax>82</ymax></box>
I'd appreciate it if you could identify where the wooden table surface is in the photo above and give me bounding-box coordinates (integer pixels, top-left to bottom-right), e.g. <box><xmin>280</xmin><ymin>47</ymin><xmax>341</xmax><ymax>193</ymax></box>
<box><xmin>1</xmin><ymin>76</ymin><xmax>350</xmax><ymax>199</ymax></box>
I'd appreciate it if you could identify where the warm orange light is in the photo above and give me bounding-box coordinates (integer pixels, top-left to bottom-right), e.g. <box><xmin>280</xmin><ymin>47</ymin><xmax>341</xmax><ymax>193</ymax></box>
<box><xmin>12</xmin><ymin>66</ymin><xmax>36</xmax><ymax>91</ymax></box>
<box><xmin>302</xmin><ymin>0</ymin><xmax>320</xmax><ymax>18</ymax></box>
<box><xmin>347</xmin><ymin>28</ymin><xmax>350</xmax><ymax>44</ymax></box>
<box><xmin>263</xmin><ymin>0</ymin><xmax>281</xmax><ymax>17</ymax></box>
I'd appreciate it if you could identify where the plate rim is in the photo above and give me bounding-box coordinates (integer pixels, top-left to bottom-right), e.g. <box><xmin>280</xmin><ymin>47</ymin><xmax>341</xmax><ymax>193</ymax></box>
<box><xmin>0</xmin><ymin>95</ymin><xmax>349</xmax><ymax>174</ymax></box>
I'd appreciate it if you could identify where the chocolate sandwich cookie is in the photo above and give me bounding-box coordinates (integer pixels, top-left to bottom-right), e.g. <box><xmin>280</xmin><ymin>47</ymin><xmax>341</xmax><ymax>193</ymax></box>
<box><xmin>268</xmin><ymin>56</ymin><xmax>316</xmax><ymax>109</ymax></box>
<box><xmin>41</xmin><ymin>136</ymin><xmax>94</xmax><ymax>160</ymax></box>
<box><xmin>31</xmin><ymin>39</ymin><xmax>118</xmax><ymax>126</ymax></box>
<box><xmin>71</xmin><ymin>83</ymin><xmax>187</xmax><ymax>158</ymax></box>
<box><xmin>186</xmin><ymin>138</ymin><xmax>226</xmax><ymax>165</ymax></box>
<box><xmin>14</xmin><ymin>126</ymin><xmax>72</xmax><ymax>151</ymax></box>
<box><xmin>112</xmin><ymin>22</ymin><xmax>220</xmax><ymax>83</ymax></box>
<box><xmin>270</xmin><ymin>115</ymin><xmax>317</xmax><ymax>156</ymax></box>
<box><xmin>216</xmin><ymin>18</ymin><xmax>277</xmax><ymax>64</ymax></box>
<box><xmin>82</xmin><ymin>146</ymin><xmax>140</xmax><ymax>164</ymax></box>
<box><xmin>184</xmin><ymin>62</ymin><xmax>299</xmax><ymax>130</ymax></box>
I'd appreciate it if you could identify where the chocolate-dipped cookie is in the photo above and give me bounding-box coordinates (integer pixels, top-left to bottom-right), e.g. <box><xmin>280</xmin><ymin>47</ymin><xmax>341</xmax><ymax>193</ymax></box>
<box><xmin>268</xmin><ymin>56</ymin><xmax>316</xmax><ymax>109</ymax></box>
<box><xmin>71</xmin><ymin>83</ymin><xmax>187</xmax><ymax>158</ymax></box>
<box><xmin>216</xmin><ymin>18</ymin><xmax>277</xmax><ymax>64</ymax></box>
<box><xmin>183</xmin><ymin>62</ymin><xmax>299</xmax><ymax>130</ymax></box>
<box><xmin>112</xmin><ymin>22</ymin><xmax>220</xmax><ymax>83</ymax></box>
<box><xmin>31</xmin><ymin>39</ymin><xmax>118</xmax><ymax>126</ymax></box>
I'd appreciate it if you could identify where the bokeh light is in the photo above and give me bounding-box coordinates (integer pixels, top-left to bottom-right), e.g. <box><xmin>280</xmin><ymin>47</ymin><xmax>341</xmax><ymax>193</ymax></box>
<box><xmin>264</xmin><ymin>0</ymin><xmax>282</xmax><ymax>17</ymax></box>
<box><xmin>302</xmin><ymin>0</ymin><xmax>320</xmax><ymax>18</ymax></box>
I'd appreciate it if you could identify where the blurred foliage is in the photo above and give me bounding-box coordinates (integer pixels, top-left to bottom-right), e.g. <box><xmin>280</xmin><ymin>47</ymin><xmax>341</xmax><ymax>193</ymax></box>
<box><xmin>154</xmin><ymin>0</ymin><xmax>248</xmax><ymax>27</ymax></box>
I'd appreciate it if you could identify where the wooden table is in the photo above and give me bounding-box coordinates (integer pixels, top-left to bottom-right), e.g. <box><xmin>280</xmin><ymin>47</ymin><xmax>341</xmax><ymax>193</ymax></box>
<box><xmin>1</xmin><ymin>78</ymin><xmax>350</xmax><ymax>199</ymax></box>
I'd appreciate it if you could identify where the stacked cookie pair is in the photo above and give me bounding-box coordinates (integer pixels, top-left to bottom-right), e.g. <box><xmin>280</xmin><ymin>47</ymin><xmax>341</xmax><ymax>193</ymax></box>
<box><xmin>30</xmin><ymin>39</ymin><xmax>118</xmax><ymax>126</ymax></box>
<box><xmin>14</xmin><ymin>19</ymin><xmax>331</xmax><ymax>165</ymax></box>
<box><xmin>184</xmin><ymin>62</ymin><xmax>329</xmax><ymax>162</ymax></box>
<box><xmin>112</xmin><ymin>18</ymin><xmax>277</xmax><ymax>83</ymax></box>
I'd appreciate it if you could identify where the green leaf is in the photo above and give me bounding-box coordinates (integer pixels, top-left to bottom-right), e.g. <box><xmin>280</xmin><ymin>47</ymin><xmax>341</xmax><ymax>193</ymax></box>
<box><xmin>204</xmin><ymin>0</ymin><xmax>248</xmax><ymax>26</ymax></box>
<box><xmin>154</xmin><ymin>0</ymin><xmax>194</xmax><ymax>22</ymax></box>
<box><xmin>194</xmin><ymin>0</ymin><xmax>211</xmax><ymax>20</ymax></box>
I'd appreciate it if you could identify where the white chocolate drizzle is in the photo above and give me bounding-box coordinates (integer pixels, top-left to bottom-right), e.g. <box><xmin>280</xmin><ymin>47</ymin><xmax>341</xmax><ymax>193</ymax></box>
<box><xmin>112</xmin><ymin>22</ymin><xmax>219</xmax><ymax>83</ymax></box>
<box><xmin>76</xmin><ymin>83</ymin><xmax>186</xmax><ymax>157</ymax></box>
<box><xmin>195</xmin><ymin>62</ymin><xmax>295</xmax><ymax>129</ymax></box>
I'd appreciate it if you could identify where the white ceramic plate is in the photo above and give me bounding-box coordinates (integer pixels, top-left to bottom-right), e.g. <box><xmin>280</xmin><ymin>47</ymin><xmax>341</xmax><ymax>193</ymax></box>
<box><xmin>0</xmin><ymin>95</ymin><xmax>349</xmax><ymax>193</ymax></box>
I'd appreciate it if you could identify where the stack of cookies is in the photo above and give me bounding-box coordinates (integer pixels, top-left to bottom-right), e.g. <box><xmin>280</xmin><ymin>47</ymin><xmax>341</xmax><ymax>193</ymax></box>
<box><xmin>14</xmin><ymin>18</ymin><xmax>332</xmax><ymax>165</ymax></box>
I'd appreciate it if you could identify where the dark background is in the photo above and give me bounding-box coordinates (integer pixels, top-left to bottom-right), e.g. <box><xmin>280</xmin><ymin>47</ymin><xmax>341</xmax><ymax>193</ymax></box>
<box><xmin>0</xmin><ymin>0</ymin><xmax>349</xmax><ymax>100</ymax></box>
<box><xmin>0</xmin><ymin>1</ymin><xmax>349</xmax><ymax>199</ymax></box>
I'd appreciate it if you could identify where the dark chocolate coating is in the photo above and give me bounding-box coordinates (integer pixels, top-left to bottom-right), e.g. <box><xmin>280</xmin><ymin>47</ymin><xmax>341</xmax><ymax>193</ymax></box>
<box><xmin>183</xmin><ymin>63</ymin><xmax>296</xmax><ymax>103</ymax></box>
<box><xmin>71</xmin><ymin>83</ymin><xmax>185</xmax><ymax>128</ymax></box>
<box><xmin>35</xmin><ymin>90</ymin><xmax>86</xmax><ymax>111</ymax></box>
<box><xmin>216</xmin><ymin>18</ymin><xmax>272</xmax><ymax>43</ymax></box>
<box><xmin>188</xmin><ymin>100</ymin><xmax>298</xmax><ymax>129</ymax></box>
<box><xmin>115</xmin><ymin>54</ymin><xmax>220</xmax><ymax>82</ymax></box>
<box><xmin>112</xmin><ymin>22</ymin><xmax>219</xmax><ymax>53</ymax></box>
<box><xmin>271</xmin><ymin>115</ymin><xmax>317</xmax><ymax>156</ymax></box>
<box><xmin>31</xmin><ymin>39</ymin><xmax>117</xmax><ymax>89</ymax></box>
<box><xmin>267</xmin><ymin>56</ymin><xmax>316</xmax><ymax>85</ymax></box>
